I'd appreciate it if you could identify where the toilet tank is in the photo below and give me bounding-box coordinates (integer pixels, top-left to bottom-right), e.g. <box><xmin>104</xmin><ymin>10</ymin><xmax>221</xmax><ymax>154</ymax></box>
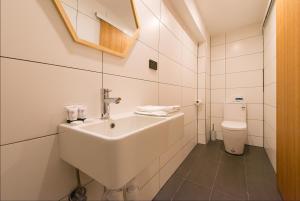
<box><xmin>224</xmin><ymin>103</ymin><xmax>247</xmax><ymax>122</ymax></box>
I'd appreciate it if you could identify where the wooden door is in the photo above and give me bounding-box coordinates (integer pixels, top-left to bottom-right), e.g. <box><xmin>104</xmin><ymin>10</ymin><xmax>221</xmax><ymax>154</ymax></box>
<box><xmin>276</xmin><ymin>0</ymin><xmax>300</xmax><ymax>200</ymax></box>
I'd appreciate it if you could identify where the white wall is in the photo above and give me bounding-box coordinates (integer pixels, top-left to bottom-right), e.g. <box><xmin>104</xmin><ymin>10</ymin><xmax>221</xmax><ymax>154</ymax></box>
<box><xmin>0</xmin><ymin>0</ymin><xmax>199</xmax><ymax>200</ymax></box>
<box><xmin>198</xmin><ymin>40</ymin><xmax>211</xmax><ymax>143</ymax></box>
<box><xmin>263</xmin><ymin>2</ymin><xmax>276</xmax><ymax>171</ymax></box>
<box><xmin>210</xmin><ymin>24</ymin><xmax>264</xmax><ymax>147</ymax></box>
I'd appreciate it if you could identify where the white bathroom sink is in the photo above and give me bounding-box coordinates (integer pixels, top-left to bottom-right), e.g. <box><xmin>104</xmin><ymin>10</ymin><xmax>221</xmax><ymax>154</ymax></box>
<box><xmin>59</xmin><ymin>112</ymin><xmax>184</xmax><ymax>189</ymax></box>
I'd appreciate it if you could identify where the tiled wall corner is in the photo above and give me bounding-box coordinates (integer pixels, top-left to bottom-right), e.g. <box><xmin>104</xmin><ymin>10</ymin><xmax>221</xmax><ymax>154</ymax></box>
<box><xmin>263</xmin><ymin>2</ymin><xmax>276</xmax><ymax>171</ymax></box>
<box><xmin>197</xmin><ymin>40</ymin><xmax>211</xmax><ymax>144</ymax></box>
<box><xmin>210</xmin><ymin>24</ymin><xmax>264</xmax><ymax>147</ymax></box>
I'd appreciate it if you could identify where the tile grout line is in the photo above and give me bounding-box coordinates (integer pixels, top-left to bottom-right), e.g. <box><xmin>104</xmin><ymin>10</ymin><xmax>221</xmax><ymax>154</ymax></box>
<box><xmin>170</xmin><ymin>176</ymin><xmax>186</xmax><ymax>201</ymax></box>
<box><xmin>0</xmin><ymin>56</ymin><xmax>102</xmax><ymax>74</ymax></box>
<box><xmin>208</xmin><ymin>146</ymin><xmax>222</xmax><ymax>201</ymax></box>
<box><xmin>243</xmin><ymin>154</ymin><xmax>250</xmax><ymax>200</ymax></box>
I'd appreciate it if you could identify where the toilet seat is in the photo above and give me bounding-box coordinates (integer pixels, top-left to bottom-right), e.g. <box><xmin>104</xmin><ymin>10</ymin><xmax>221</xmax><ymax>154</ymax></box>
<box><xmin>221</xmin><ymin>121</ymin><xmax>247</xmax><ymax>131</ymax></box>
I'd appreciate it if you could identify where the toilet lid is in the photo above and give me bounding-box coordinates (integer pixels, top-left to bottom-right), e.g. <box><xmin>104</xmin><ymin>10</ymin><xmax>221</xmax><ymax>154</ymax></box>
<box><xmin>221</xmin><ymin>121</ymin><xmax>247</xmax><ymax>131</ymax></box>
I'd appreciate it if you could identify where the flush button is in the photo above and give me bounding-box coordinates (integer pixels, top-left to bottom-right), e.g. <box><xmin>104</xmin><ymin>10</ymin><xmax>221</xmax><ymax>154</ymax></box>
<box><xmin>149</xmin><ymin>59</ymin><xmax>158</xmax><ymax>70</ymax></box>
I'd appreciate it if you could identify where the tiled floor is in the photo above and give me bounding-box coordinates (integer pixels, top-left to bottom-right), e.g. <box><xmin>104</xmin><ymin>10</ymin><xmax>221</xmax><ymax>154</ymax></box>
<box><xmin>154</xmin><ymin>141</ymin><xmax>282</xmax><ymax>201</ymax></box>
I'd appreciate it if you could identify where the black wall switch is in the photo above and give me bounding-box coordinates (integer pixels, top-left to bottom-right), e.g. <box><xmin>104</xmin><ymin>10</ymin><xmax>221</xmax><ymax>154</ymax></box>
<box><xmin>149</xmin><ymin>59</ymin><xmax>158</xmax><ymax>70</ymax></box>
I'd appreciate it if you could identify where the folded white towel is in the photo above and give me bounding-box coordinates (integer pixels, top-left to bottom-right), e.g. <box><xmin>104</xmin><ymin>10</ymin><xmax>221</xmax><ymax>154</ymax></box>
<box><xmin>136</xmin><ymin>105</ymin><xmax>180</xmax><ymax>113</ymax></box>
<box><xmin>135</xmin><ymin>105</ymin><xmax>180</xmax><ymax>117</ymax></box>
<box><xmin>135</xmin><ymin>110</ymin><xmax>173</xmax><ymax>117</ymax></box>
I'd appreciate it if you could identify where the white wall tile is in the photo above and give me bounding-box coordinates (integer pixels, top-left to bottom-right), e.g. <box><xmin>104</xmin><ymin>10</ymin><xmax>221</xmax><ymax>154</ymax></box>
<box><xmin>211</xmin><ymin>45</ymin><xmax>225</xmax><ymax>61</ymax></box>
<box><xmin>226</xmin><ymin>24</ymin><xmax>261</xmax><ymax>43</ymax></box>
<box><xmin>198</xmin><ymin>73</ymin><xmax>206</xmax><ymax>89</ymax></box>
<box><xmin>211</xmin><ymin>34</ymin><xmax>226</xmax><ymax>46</ymax></box>
<box><xmin>198</xmin><ymin>42</ymin><xmax>206</xmax><ymax>58</ymax></box>
<box><xmin>181</xmin><ymin>106</ymin><xmax>197</xmax><ymax>125</ymax></box>
<box><xmin>263</xmin><ymin>2</ymin><xmax>276</xmax><ymax>170</ymax></box>
<box><xmin>264</xmin><ymin>83</ymin><xmax>276</xmax><ymax>107</ymax></box>
<box><xmin>226</xmin><ymin>87</ymin><xmax>263</xmax><ymax>104</ymax></box>
<box><xmin>247</xmin><ymin>136</ymin><xmax>263</xmax><ymax>147</ymax></box>
<box><xmin>181</xmin><ymin>31</ymin><xmax>197</xmax><ymax>54</ymax></box>
<box><xmin>198</xmin><ymin>89</ymin><xmax>206</xmax><ymax>103</ymax></box>
<box><xmin>211</xmin><ymin>117</ymin><xmax>223</xmax><ymax>132</ymax></box>
<box><xmin>103</xmin><ymin>74</ymin><xmax>158</xmax><ymax>115</ymax></box>
<box><xmin>264</xmin><ymin>105</ymin><xmax>276</xmax><ymax>130</ymax></box>
<box><xmin>1</xmin><ymin>0</ymin><xmax>102</xmax><ymax>72</ymax></box>
<box><xmin>198</xmin><ymin>104</ymin><xmax>206</xmax><ymax>120</ymax></box>
<box><xmin>160</xmin><ymin>2</ymin><xmax>183</xmax><ymax>40</ymax></box>
<box><xmin>247</xmin><ymin>104</ymin><xmax>263</xmax><ymax>120</ymax></box>
<box><xmin>211</xmin><ymin>104</ymin><xmax>224</xmax><ymax>118</ymax></box>
<box><xmin>159</xmin><ymin>54</ymin><xmax>182</xmax><ymax>85</ymax></box>
<box><xmin>1</xmin><ymin>136</ymin><xmax>77</xmax><ymax>200</ymax></box>
<box><xmin>141</xmin><ymin>0</ymin><xmax>161</xmax><ymax>19</ymax></box>
<box><xmin>226</xmin><ymin>70</ymin><xmax>263</xmax><ymax>88</ymax></box>
<box><xmin>211</xmin><ymin>75</ymin><xmax>225</xmax><ymax>89</ymax></box>
<box><xmin>198</xmin><ymin>120</ymin><xmax>206</xmax><ymax>134</ymax></box>
<box><xmin>159</xmin><ymin>24</ymin><xmax>182</xmax><ymax>64</ymax></box>
<box><xmin>248</xmin><ymin>120</ymin><xmax>263</xmax><ymax>137</ymax></box>
<box><xmin>226</xmin><ymin>53</ymin><xmax>263</xmax><ymax>73</ymax></box>
<box><xmin>182</xmin><ymin>68</ymin><xmax>197</xmax><ymax>88</ymax></box>
<box><xmin>211</xmin><ymin>60</ymin><xmax>225</xmax><ymax>75</ymax></box>
<box><xmin>183</xmin><ymin>121</ymin><xmax>197</xmax><ymax>145</ymax></box>
<box><xmin>1</xmin><ymin>58</ymin><xmax>101</xmax><ymax>145</ymax></box>
<box><xmin>182</xmin><ymin>48</ymin><xmax>197</xmax><ymax>72</ymax></box>
<box><xmin>182</xmin><ymin>88</ymin><xmax>196</xmax><ymax>107</ymax></box>
<box><xmin>198</xmin><ymin>134</ymin><xmax>207</xmax><ymax>144</ymax></box>
<box><xmin>198</xmin><ymin>57</ymin><xmax>206</xmax><ymax>73</ymax></box>
<box><xmin>226</xmin><ymin>36</ymin><xmax>263</xmax><ymax>58</ymax></box>
<box><xmin>264</xmin><ymin>61</ymin><xmax>276</xmax><ymax>85</ymax></box>
<box><xmin>211</xmin><ymin>89</ymin><xmax>225</xmax><ymax>103</ymax></box>
<box><xmin>159</xmin><ymin>84</ymin><xmax>182</xmax><ymax>106</ymax></box>
<box><xmin>136</xmin><ymin>0</ymin><xmax>160</xmax><ymax>50</ymax></box>
<box><xmin>103</xmin><ymin>41</ymin><xmax>158</xmax><ymax>81</ymax></box>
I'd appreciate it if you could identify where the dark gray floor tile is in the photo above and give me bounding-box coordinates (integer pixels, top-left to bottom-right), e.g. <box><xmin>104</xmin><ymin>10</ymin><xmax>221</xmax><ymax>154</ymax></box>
<box><xmin>173</xmin><ymin>181</ymin><xmax>211</xmax><ymax>201</ymax></box>
<box><xmin>196</xmin><ymin>141</ymin><xmax>223</xmax><ymax>162</ymax></box>
<box><xmin>154</xmin><ymin>142</ymin><xmax>282</xmax><ymax>201</ymax></box>
<box><xmin>245</xmin><ymin>146</ymin><xmax>277</xmax><ymax>186</ymax></box>
<box><xmin>186</xmin><ymin>158</ymin><xmax>219</xmax><ymax>189</ymax></box>
<box><xmin>211</xmin><ymin>189</ymin><xmax>246</xmax><ymax>201</ymax></box>
<box><xmin>220</xmin><ymin>151</ymin><xmax>245</xmax><ymax>166</ymax></box>
<box><xmin>175</xmin><ymin>154</ymin><xmax>194</xmax><ymax>178</ymax></box>
<box><xmin>153</xmin><ymin>174</ymin><xmax>184</xmax><ymax>201</ymax></box>
<box><xmin>214</xmin><ymin>156</ymin><xmax>247</xmax><ymax>200</ymax></box>
<box><xmin>189</xmin><ymin>144</ymin><xmax>205</xmax><ymax>156</ymax></box>
<box><xmin>247</xmin><ymin>179</ymin><xmax>282</xmax><ymax>201</ymax></box>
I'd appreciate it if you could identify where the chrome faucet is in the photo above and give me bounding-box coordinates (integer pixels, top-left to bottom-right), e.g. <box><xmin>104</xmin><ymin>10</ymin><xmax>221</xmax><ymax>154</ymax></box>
<box><xmin>101</xmin><ymin>88</ymin><xmax>121</xmax><ymax>119</ymax></box>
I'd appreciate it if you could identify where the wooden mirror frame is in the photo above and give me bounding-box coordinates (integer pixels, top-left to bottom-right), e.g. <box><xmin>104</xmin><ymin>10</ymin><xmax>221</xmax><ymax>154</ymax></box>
<box><xmin>53</xmin><ymin>0</ymin><xmax>140</xmax><ymax>57</ymax></box>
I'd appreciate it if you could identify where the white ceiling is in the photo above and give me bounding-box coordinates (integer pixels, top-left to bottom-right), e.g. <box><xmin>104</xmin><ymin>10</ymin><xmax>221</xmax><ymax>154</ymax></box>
<box><xmin>195</xmin><ymin>0</ymin><xmax>270</xmax><ymax>35</ymax></box>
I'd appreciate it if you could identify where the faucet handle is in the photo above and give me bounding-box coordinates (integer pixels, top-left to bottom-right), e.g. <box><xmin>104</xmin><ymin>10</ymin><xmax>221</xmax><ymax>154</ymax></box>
<box><xmin>102</xmin><ymin>88</ymin><xmax>112</xmax><ymax>93</ymax></box>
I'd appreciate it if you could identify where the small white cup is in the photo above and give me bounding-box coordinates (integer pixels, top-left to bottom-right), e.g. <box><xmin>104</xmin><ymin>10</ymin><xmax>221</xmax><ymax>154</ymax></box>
<box><xmin>65</xmin><ymin>105</ymin><xmax>78</xmax><ymax>122</ymax></box>
<box><xmin>77</xmin><ymin>105</ymin><xmax>87</xmax><ymax>120</ymax></box>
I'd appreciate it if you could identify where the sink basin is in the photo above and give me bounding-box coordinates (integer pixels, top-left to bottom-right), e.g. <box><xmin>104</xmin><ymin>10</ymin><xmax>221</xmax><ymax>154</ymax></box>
<box><xmin>59</xmin><ymin>112</ymin><xmax>184</xmax><ymax>189</ymax></box>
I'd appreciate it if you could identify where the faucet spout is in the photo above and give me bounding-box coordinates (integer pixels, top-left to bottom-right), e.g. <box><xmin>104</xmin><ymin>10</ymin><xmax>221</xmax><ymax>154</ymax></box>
<box><xmin>104</xmin><ymin>97</ymin><xmax>122</xmax><ymax>104</ymax></box>
<box><xmin>101</xmin><ymin>89</ymin><xmax>121</xmax><ymax>119</ymax></box>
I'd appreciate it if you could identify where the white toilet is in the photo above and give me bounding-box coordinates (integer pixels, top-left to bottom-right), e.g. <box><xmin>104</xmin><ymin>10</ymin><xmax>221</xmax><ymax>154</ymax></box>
<box><xmin>221</xmin><ymin>103</ymin><xmax>247</xmax><ymax>155</ymax></box>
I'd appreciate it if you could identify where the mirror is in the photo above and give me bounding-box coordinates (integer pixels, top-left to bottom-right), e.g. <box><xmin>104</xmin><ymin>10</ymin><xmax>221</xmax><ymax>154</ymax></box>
<box><xmin>53</xmin><ymin>0</ymin><xmax>140</xmax><ymax>57</ymax></box>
